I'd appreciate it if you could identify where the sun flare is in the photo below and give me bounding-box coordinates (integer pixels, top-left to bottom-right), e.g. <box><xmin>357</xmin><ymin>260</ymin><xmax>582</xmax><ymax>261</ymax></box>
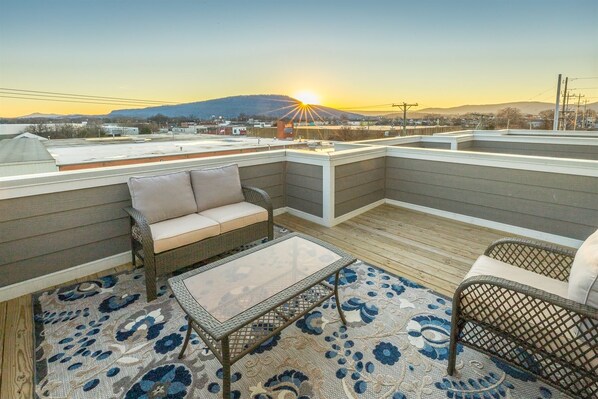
<box><xmin>294</xmin><ymin>91</ymin><xmax>320</xmax><ymax>105</ymax></box>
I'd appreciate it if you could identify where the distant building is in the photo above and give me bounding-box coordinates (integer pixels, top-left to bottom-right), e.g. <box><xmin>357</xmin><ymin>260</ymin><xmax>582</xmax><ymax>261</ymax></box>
<box><xmin>102</xmin><ymin>125</ymin><xmax>139</xmax><ymax>136</ymax></box>
<box><xmin>0</xmin><ymin>138</ymin><xmax>58</xmax><ymax>177</ymax></box>
<box><xmin>171</xmin><ymin>127</ymin><xmax>198</xmax><ymax>134</ymax></box>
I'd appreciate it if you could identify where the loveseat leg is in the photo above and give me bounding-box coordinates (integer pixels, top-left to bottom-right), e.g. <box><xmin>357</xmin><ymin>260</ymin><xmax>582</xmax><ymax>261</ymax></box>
<box><xmin>146</xmin><ymin>283</ymin><xmax>157</xmax><ymax>302</ymax></box>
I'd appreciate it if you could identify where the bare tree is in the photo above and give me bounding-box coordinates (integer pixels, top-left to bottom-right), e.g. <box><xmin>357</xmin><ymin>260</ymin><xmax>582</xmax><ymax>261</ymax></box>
<box><xmin>495</xmin><ymin>107</ymin><xmax>525</xmax><ymax>129</ymax></box>
<box><xmin>538</xmin><ymin>110</ymin><xmax>555</xmax><ymax>130</ymax></box>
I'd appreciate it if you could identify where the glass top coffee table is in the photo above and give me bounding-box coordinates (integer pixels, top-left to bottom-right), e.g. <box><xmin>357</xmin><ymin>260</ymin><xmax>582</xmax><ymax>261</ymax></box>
<box><xmin>168</xmin><ymin>232</ymin><xmax>356</xmax><ymax>398</ymax></box>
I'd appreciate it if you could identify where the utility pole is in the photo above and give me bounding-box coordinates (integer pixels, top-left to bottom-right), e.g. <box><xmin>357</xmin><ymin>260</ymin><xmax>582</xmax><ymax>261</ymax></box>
<box><xmin>582</xmin><ymin>99</ymin><xmax>588</xmax><ymax>129</ymax></box>
<box><xmin>392</xmin><ymin>102</ymin><xmax>418</xmax><ymax>136</ymax></box>
<box><xmin>573</xmin><ymin>94</ymin><xmax>583</xmax><ymax>131</ymax></box>
<box><xmin>553</xmin><ymin>74</ymin><xmax>561</xmax><ymax>131</ymax></box>
<box><xmin>560</xmin><ymin>77</ymin><xmax>568</xmax><ymax>130</ymax></box>
<box><xmin>564</xmin><ymin>92</ymin><xmax>572</xmax><ymax>130</ymax></box>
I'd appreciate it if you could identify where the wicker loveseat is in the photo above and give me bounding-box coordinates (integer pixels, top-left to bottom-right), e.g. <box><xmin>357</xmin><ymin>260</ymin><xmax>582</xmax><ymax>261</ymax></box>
<box><xmin>448</xmin><ymin>231</ymin><xmax>598</xmax><ymax>398</ymax></box>
<box><xmin>124</xmin><ymin>164</ymin><xmax>273</xmax><ymax>301</ymax></box>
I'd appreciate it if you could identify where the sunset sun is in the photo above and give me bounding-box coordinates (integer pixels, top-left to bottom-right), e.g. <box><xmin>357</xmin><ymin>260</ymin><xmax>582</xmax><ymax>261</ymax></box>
<box><xmin>294</xmin><ymin>91</ymin><xmax>320</xmax><ymax>105</ymax></box>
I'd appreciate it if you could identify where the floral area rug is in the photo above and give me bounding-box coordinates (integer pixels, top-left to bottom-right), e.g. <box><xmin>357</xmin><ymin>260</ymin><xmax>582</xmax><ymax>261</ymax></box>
<box><xmin>33</xmin><ymin>235</ymin><xmax>570</xmax><ymax>398</ymax></box>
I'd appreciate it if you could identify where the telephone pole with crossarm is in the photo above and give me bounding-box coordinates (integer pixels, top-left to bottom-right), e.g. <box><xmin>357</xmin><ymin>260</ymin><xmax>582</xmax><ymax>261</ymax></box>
<box><xmin>392</xmin><ymin>102</ymin><xmax>418</xmax><ymax>136</ymax></box>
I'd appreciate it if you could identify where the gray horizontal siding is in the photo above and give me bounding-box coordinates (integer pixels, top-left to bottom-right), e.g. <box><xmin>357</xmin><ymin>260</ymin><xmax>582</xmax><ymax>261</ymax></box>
<box><xmin>0</xmin><ymin>184</ymin><xmax>131</xmax><ymax>287</ymax></box>
<box><xmin>386</xmin><ymin>157</ymin><xmax>598</xmax><ymax>240</ymax></box>
<box><xmin>467</xmin><ymin>140</ymin><xmax>598</xmax><ymax>160</ymax></box>
<box><xmin>285</xmin><ymin>162</ymin><xmax>323</xmax><ymax>217</ymax></box>
<box><xmin>0</xmin><ymin>162</ymin><xmax>285</xmax><ymax>287</ymax></box>
<box><xmin>335</xmin><ymin>158</ymin><xmax>385</xmax><ymax>217</ymax></box>
<box><xmin>240</xmin><ymin>162</ymin><xmax>285</xmax><ymax>210</ymax></box>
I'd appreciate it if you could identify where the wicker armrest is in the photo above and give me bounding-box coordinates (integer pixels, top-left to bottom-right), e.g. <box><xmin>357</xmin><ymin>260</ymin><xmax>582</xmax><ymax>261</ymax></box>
<box><xmin>484</xmin><ymin>238</ymin><xmax>576</xmax><ymax>282</ymax></box>
<box><xmin>455</xmin><ymin>275</ymin><xmax>598</xmax><ymax>360</ymax></box>
<box><xmin>123</xmin><ymin>206</ymin><xmax>155</xmax><ymax>257</ymax></box>
<box><xmin>458</xmin><ymin>275</ymin><xmax>597</xmax><ymax>320</ymax></box>
<box><xmin>242</xmin><ymin>186</ymin><xmax>272</xmax><ymax>216</ymax></box>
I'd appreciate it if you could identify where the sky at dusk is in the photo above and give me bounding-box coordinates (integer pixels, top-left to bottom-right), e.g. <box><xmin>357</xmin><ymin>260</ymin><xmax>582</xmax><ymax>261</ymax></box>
<box><xmin>1</xmin><ymin>0</ymin><xmax>597</xmax><ymax>117</ymax></box>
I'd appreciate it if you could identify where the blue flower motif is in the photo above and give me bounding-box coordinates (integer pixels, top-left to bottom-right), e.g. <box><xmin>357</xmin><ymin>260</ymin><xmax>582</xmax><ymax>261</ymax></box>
<box><xmin>254</xmin><ymin>369</ymin><xmax>311</xmax><ymax>399</ymax></box>
<box><xmin>57</xmin><ymin>276</ymin><xmax>117</xmax><ymax>302</ymax></box>
<box><xmin>390</xmin><ymin>284</ymin><xmax>405</xmax><ymax>297</ymax></box>
<box><xmin>373</xmin><ymin>342</ymin><xmax>401</xmax><ymax>365</ymax></box>
<box><xmin>34</xmin><ymin>308</ymin><xmax>90</xmax><ymax>325</ymax></box>
<box><xmin>251</xmin><ymin>334</ymin><xmax>280</xmax><ymax>354</ymax></box>
<box><xmin>341</xmin><ymin>298</ymin><xmax>378</xmax><ymax>326</ymax></box>
<box><xmin>295</xmin><ymin>311</ymin><xmax>324</xmax><ymax>335</ymax></box>
<box><xmin>435</xmin><ymin>372</ymin><xmax>514</xmax><ymax>398</ymax></box>
<box><xmin>116</xmin><ymin>309</ymin><xmax>165</xmax><ymax>342</ymax></box>
<box><xmin>326</xmin><ymin>267</ymin><xmax>358</xmax><ymax>286</ymax></box>
<box><xmin>399</xmin><ymin>276</ymin><xmax>423</xmax><ymax>289</ymax></box>
<box><xmin>125</xmin><ymin>364</ymin><xmax>192</xmax><ymax>399</ymax></box>
<box><xmin>98</xmin><ymin>294</ymin><xmax>139</xmax><ymax>313</ymax></box>
<box><xmin>407</xmin><ymin>314</ymin><xmax>459</xmax><ymax>360</ymax></box>
<box><xmin>154</xmin><ymin>333</ymin><xmax>183</xmax><ymax>354</ymax></box>
<box><xmin>491</xmin><ymin>349</ymin><xmax>539</xmax><ymax>382</ymax></box>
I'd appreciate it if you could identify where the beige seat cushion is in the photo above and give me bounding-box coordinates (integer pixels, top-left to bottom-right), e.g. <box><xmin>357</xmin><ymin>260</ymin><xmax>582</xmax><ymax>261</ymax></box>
<box><xmin>150</xmin><ymin>214</ymin><xmax>220</xmax><ymax>254</ymax></box>
<box><xmin>128</xmin><ymin>171</ymin><xmax>197</xmax><ymax>224</ymax></box>
<box><xmin>568</xmin><ymin>229</ymin><xmax>598</xmax><ymax>308</ymax></box>
<box><xmin>199</xmin><ymin>202</ymin><xmax>268</xmax><ymax>234</ymax></box>
<box><xmin>190</xmin><ymin>164</ymin><xmax>245</xmax><ymax>212</ymax></box>
<box><xmin>463</xmin><ymin>255</ymin><xmax>596</xmax><ymax>371</ymax></box>
<box><xmin>465</xmin><ymin>255</ymin><xmax>568</xmax><ymax>297</ymax></box>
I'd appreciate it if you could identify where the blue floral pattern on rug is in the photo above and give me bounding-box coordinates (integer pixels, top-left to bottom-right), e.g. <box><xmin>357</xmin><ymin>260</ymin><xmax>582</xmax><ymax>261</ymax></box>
<box><xmin>33</xmin><ymin>248</ymin><xmax>571</xmax><ymax>398</ymax></box>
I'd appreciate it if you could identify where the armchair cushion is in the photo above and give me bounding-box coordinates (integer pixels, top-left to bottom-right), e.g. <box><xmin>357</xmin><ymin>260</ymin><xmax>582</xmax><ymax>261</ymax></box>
<box><xmin>568</xmin><ymin>229</ymin><xmax>598</xmax><ymax>308</ymax></box>
<box><xmin>191</xmin><ymin>164</ymin><xmax>245</xmax><ymax>212</ymax></box>
<box><xmin>199</xmin><ymin>202</ymin><xmax>268</xmax><ymax>234</ymax></box>
<box><xmin>150</xmin><ymin>214</ymin><xmax>220</xmax><ymax>254</ymax></box>
<box><xmin>465</xmin><ymin>255</ymin><xmax>568</xmax><ymax>298</ymax></box>
<box><xmin>128</xmin><ymin>171</ymin><xmax>197</xmax><ymax>224</ymax></box>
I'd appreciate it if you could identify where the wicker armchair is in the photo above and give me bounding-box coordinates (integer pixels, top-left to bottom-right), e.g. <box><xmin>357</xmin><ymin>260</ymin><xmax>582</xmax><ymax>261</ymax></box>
<box><xmin>447</xmin><ymin>238</ymin><xmax>598</xmax><ymax>398</ymax></box>
<box><xmin>125</xmin><ymin>185</ymin><xmax>273</xmax><ymax>301</ymax></box>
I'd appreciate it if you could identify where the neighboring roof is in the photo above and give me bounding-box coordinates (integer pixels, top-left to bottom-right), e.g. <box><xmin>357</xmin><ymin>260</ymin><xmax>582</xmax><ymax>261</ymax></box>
<box><xmin>0</xmin><ymin>138</ymin><xmax>55</xmax><ymax>164</ymax></box>
<box><xmin>14</xmin><ymin>132</ymin><xmax>49</xmax><ymax>141</ymax></box>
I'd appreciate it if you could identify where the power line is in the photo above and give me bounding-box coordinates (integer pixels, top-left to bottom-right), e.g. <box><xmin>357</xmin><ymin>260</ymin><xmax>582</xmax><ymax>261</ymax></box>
<box><xmin>0</xmin><ymin>87</ymin><xmax>177</xmax><ymax>105</ymax></box>
<box><xmin>527</xmin><ymin>85</ymin><xmax>556</xmax><ymax>101</ymax></box>
<box><xmin>0</xmin><ymin>95</ymin><xmax>167</xmax><ymax>107</ymax></box>
<box><xmin>337</xmin><ymin>103</ymin><xmax>394</xmax><ymax>110</ymax></box>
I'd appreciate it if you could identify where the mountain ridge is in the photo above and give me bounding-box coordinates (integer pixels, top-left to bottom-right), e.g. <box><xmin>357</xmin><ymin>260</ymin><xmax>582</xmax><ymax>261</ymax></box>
<box><xmin>107</xmin><ymin>94</ymin><xmax>364</xmax><ymax>120</ymax></box>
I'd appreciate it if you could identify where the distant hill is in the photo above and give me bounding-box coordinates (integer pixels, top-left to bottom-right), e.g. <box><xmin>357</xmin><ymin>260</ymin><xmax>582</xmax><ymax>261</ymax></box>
<box><xmin>16</xmin><ymin>113</ymin><xmax>65</xmax><ymax>119</ymax></box>
<box><xmin>357</xmin><ymin>101</ymin><xmax>598</xmax><ymax>117</ymax></box>
<box><xmin>107</xmin><ymin>94</ymin><xmax>364</xmax><ymax>120</ymax></box>
<box><xmin>414</xmin><ymin>101</ymin><xmax>598</xmax><ymax>116</ymax></box>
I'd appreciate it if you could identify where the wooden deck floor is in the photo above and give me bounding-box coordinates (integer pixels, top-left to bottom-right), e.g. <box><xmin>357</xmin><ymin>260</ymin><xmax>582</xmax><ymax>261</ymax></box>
<box><xmin>0</xmin><ymin>204</ymin><xmax>514</xmax><ymax>398</ymax></box>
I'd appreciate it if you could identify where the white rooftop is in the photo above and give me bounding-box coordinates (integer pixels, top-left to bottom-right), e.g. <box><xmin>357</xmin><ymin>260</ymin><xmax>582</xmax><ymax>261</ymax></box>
<box><xmin>45</xmin><ymin>135</ymin><xmax>295</xmax><ymax>165</ymax></box>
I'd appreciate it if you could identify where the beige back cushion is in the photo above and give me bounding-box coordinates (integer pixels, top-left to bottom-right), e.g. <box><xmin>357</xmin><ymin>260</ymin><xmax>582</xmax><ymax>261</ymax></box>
<box><xmin>568</xmin><ymin>229</ymin><xmax>598</xmax><ymax>308</ymax></box>
<box><xmin>128</xmin><ymin>171</ymin><xmax>197</xmax><ymax>224</ymax></box>
<box><xmin>191</xmin><ymin>164</ymin><xmax>245</xmax><ymax>212</ymax></box>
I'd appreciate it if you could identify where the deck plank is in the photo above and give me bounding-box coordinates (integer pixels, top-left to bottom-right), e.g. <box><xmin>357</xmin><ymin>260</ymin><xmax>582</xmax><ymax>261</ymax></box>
<box><xmin>275</xmin><ymin>204</ymin><xmax>508</xmax><ymax>297</ymax></box>
<box><xmin>0</xmin><ymin>296</ymin><xmax>33</xmax><ymax>399</ymax></box>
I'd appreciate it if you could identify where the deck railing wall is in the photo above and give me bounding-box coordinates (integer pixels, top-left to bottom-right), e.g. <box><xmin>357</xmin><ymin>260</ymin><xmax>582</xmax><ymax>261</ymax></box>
<box><xmin>0</xmin><ymin>151</ymin><xmax>287</xmax><ymax>298</ymax></box>
<box><xmin>1</xmin><ymin>138</ymin><xmax>597</xmax><ymax>300</ymax></box>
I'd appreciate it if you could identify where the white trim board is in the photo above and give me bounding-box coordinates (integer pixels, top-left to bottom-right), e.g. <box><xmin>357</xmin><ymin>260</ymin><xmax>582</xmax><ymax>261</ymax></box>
<box><xmin>386</xmin><ymin>147</ymin><xmax>598</xmax><ymax>177</ymax></box>
<box><xmin>332</xmin><ymin>199</ymin><xmax>386</xmax><ymax>226</ymax></box>
<box><xmin>386</xmin><ymin>199</ymin><xmax>583</xmax><ymax>249</ymax></box>
<box><xmin>284</xmin><ymin>206</ymin><xmax>327</xmax><ymax>226</ymax></box>
<box><xmin>0</xmin><ymin>150</ymin><xmax>288</xmax><ymax>200</ymax></box>
<box><xmin>0</xmin><ymin>251</ymin><xmax>130</xmax><ymax>302</ymax></box>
